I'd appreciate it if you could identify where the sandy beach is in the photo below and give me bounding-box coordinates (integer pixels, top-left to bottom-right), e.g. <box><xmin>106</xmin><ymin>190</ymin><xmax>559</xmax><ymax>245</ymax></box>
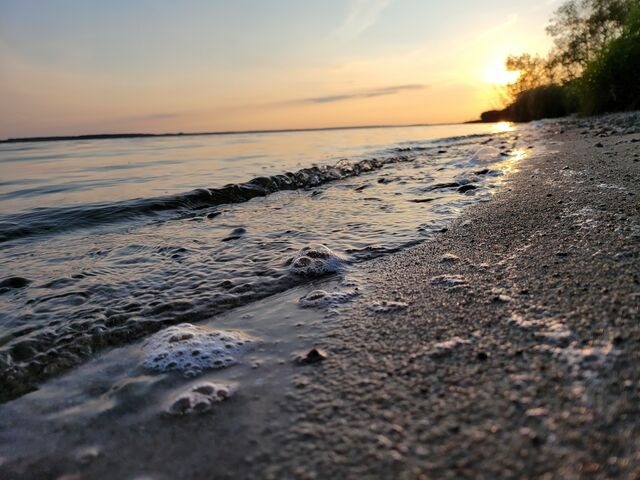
<box><xmin>253</xmin><ymin>115</ymin><xmax>640</xmax><ymax>479</ymax></box>
<box><xmin>1</xmin><ymin>114</ymin><xmax>638</xmax><ymax>479</ymax></box>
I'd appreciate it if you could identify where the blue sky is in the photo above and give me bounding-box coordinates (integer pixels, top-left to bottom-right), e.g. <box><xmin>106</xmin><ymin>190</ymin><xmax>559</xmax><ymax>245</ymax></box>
<box><xmin>0</xmin><ymin>0</ymin><xmax>560</xmax><ymax>137</ymax></box>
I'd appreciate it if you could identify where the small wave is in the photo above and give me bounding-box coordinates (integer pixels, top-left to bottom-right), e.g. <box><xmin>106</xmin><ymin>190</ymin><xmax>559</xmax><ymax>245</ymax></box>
<box><xmin>0</xmin><ymin>155</ymin><xmax>412</xmax><ymax>243</ymax></box>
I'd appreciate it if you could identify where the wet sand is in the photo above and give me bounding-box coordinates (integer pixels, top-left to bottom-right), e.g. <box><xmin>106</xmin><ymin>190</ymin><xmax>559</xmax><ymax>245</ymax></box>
<box><xmin>1</xmin><ymin>115</ymin><xmax>639</xmax><ymax>479</ymax></box>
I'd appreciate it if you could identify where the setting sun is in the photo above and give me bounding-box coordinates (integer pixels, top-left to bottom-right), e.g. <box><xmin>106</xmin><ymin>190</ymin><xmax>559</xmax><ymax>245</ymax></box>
<box><xmin>483</xmin><ymin>60</ymin><xmax>521</xmax><ymax>86</ymax></box>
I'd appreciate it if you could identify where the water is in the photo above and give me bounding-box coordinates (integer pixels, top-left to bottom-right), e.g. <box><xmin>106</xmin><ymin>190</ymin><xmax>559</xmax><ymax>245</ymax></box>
<box><xmin>0</xmin><ymin>122</ymin><xmax>531</xmax><ymax>400</ymax></box>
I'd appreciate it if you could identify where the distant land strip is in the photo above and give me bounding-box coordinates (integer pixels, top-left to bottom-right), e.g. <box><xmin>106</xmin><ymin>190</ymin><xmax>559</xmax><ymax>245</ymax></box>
<box><xmin>0</xmin><ymin>122</ymin><xmax>467</xmax><ymax>144</ymax></box>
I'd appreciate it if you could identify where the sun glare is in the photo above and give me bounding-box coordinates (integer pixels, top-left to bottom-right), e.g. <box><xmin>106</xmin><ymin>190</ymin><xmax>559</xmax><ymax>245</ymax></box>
<box><xmin>483</xmin><ymin>60</ymin><xmax>520</xmax><ymax>86</ymax></box>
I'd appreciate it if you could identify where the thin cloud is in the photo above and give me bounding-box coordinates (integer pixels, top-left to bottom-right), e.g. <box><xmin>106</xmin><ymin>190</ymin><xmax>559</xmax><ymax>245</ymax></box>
<box><xmin>334</xmin><ymin>0</ymin><xmax>393</xmax><ymax>39</ymax></box>
<box><xmin>290</xmin><ymin>84</ymin><xmax>426</xmax><ymax>105</ymax></box>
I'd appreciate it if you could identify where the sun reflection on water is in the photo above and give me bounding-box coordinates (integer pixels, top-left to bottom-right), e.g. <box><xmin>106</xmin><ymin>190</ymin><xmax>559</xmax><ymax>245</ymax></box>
<box><xmin>492</xmin><ymin>121</ymin><xmax>515</xmax><ymax>133</ymax></box>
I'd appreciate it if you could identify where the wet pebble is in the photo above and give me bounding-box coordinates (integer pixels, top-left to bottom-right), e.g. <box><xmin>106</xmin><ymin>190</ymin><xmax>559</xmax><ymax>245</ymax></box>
<box><xmin>0</xmin><ymin>276</ymin><xmax>31</xmax><ymax>290</ymax></box>
<box><xmin>294</xmin><ymin>348</ymin><xmax>327</xmax><ymax>365</ymax></box>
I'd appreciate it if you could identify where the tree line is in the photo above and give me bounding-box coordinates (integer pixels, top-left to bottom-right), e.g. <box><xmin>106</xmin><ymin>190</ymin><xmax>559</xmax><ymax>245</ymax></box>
<box><xmin>481</xmin><ymin>0</ymin><xmax>640</xmax><ymax>122</ymax></box>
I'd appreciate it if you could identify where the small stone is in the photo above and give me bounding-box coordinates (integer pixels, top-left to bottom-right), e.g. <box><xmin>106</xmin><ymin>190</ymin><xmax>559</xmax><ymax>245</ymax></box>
<box><xmin>458</xmin><ymin>184</ymin><xmax>478</xmax><ymax>193</ymax></box>
<box><xmin>294</xmin><ymin>348</ymin><xmax>327</xmax><ymax>365</ymax></box>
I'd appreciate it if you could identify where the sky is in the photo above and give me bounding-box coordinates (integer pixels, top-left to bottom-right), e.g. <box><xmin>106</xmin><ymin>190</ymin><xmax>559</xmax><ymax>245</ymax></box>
<box><xmin>0</xmin><ymin>0</ymin><xmax>561</xmax><ymax>138</ymax></box>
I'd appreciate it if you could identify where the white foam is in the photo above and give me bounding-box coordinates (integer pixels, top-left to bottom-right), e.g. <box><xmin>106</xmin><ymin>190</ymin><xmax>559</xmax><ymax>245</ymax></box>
<box><xmin>369</xmin><ymin>300</ymin><xmax>408</xmax><ymax>313</ymax></box>
<box><xmin>290</xmin><ymin>244</ymin><xmax>345</xmax><ymax>276</ymax></box>
<box><xmin>142</xmin><ymin>323</ymin><xmax>255</xmax><ymax>376</ymax></box>
<box><xmin>534</xmin><ymin>343</ymin><xmax>616</xmax><ymax>379</ymax></box>
<box><xmin>429</xmin><ymin>336</ymin><xmax>471</xmax><ymax>357</ymax></box>
<box><xmin>430</xmin><ymin>274</ymin><xmax>468</xmax><ymax>288</ymax></box>
<box><xmin>166</xmin><ymin>382</ymin><xmax>235</xmax><ymax>415</ymax></box>
<box><xmin>509</xmin><ymin>314</ymin><xmax>572</xmax><ymax>343</ymax></box>
<box><xmin>471</xmin><ymin>146</ymin><xmax>503</xmax><ymax>162</ymax></box>
<box><xmin>298</xmin><ymin>289</ymin><xmax>358</xmax><ymax>308</ymax></box>
<box><xmin>440</xmin><ymin>252</ymin><xmax>460</xmax><ymax>262</ymax></box>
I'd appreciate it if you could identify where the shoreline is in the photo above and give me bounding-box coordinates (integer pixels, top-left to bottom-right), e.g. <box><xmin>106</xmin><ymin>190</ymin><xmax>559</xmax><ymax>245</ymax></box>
<box><xmin>254</xmin><ymin>114</ymin><xmax>640</xmax><ymax>479</ymax></box>
<box><xmin>0</xmin><ymin>121</ymin><xmax>462</xmax><ymax>145</ymax></box>
<box><xmin>1</xmin><ymin>113</ymin><xmax>639</xmax><ymax>479</ymax></box>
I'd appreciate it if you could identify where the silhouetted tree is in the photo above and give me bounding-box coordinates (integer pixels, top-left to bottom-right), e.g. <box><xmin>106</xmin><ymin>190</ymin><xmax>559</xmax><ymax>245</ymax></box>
<box><xmin>546</xmin><ymin>0</ymin><xmax>636</xmax><ymax>79</ymax></box>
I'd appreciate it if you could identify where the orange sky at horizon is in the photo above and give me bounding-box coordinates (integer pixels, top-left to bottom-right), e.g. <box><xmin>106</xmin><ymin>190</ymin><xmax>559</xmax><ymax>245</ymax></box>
<box><xmin>0</xmin><ymin>1</ymin><xmax>558</xmax><ymax>138</ymax></box>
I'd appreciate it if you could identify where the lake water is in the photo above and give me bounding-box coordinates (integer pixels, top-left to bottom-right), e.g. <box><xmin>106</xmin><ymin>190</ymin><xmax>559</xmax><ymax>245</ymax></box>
<box><xmin>0</xmin><ymin>122</ymin><xmax>531</xmax><ymax>400</ymax></box>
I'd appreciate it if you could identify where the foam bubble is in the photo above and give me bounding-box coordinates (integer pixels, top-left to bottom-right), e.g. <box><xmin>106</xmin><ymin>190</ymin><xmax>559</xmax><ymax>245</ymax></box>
<box><xmin>290</xmin><ymin>244</ymin><xmax>345</xmax><ymax>276</ymax></box>
<box><xmin>471</xmin><ymin>146</ymin><xmax>503</xmax><ymax>162</ymax></box>
<box><xmin>430</xmin><ymin>274</ymin><xmax>468</xmax><ymax>288</ymax></box>
<box><xmin>429</xmin><ymin>336</ymin><xmax>471</xmax><ymax>357</ymax></box>
<box><xmin>369</xmin><ymin>300</ymin><xmax>408</xmax><ymax>313</ymax></box>
<box><xmin>142</xmin><ymin>323</ymin><xmax>255</xmax><ymax>376</ymax></box>
<box><xmin>440</xmin><ymin>253</ymin><xmax>460</xmax><ymax>262</ymax></box>
<box><xmin>298</xmin><ymin>289</ymin><xmax>358</xmax><ymax>309</ymax></box>
<box><xmin>166</xmin><ymin>382</ymin><xmax>235</xmax><ymax>415</ymax></box>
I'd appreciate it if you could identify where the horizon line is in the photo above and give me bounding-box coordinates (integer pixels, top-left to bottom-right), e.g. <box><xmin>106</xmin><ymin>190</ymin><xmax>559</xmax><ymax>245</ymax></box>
<box><xmin>0</xmin><ymin>120</ymin><xmax>482</xmax><ymax>144</ymax></box>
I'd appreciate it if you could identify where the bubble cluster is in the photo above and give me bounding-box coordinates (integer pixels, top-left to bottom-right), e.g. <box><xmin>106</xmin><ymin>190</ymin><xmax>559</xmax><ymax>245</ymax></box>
<box><xmin>166</xmin><ymin>382</ymin><xmax>235</xmax><ymax>415</ymax></box>
<box><xmin>428</xmin><ymin>336</ymin><xmax>471</xmax><ymax>358</ymax></box>
<box><xmin>298</xmin><ymin>289</ymin><xmax>358</xmax><ymax>309</ymax></box>
<box><xmin>368</xmin><ymin>300</ymin><xmax>409</xmax><ymax>313</ymax></box>
<box><xmin>430</xmin><ymin>274</ymin><xmax>469</xmax><ymax>288</ymax></box>
<box><xmin>142</xmin><ymin>323</ymin><xmax>255</xmax><ymax>376</ymax></box>
<box><xmin>290</xmin><ymin>244</ymin><xmax>345</xmax><ymax>276</ymax></box>
<box><xmin>471</xmin><ymin>146</ymin><xmax>503</xmax><ymax>162</ymax></box>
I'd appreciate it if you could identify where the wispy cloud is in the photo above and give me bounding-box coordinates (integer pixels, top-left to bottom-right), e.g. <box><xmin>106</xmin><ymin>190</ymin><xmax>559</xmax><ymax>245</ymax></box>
<box><xmin>287</xmin><ymin>84</ymin><xmax>426</xmax><ymax>105</ymax></box>
<box><xmin>333</xmin><ymin>0</ymin><xmax>393</xmax><ymax>39</ymax></box>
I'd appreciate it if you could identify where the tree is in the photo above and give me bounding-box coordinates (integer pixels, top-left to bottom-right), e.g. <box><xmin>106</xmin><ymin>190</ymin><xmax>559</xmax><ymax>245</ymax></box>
<box><xmin>546</xmin><ymin>0</ymin><xmax>637</xmax><ymax>80</ymax></box>
<box><xmin>504</xmin><ymin>54</ymin><xmax>553</xmax><ymax>101</ymax></box>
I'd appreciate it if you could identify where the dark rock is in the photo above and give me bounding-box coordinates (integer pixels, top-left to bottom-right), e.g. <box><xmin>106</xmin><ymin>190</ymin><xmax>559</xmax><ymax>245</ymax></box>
<box><xmin>294</xmin><ymin>348</ymin><xmax>327</xmax><ymax>365</ymax></box>
<box><xmin>458</xmin><ymin>184</ymin><xmax>478</xmax><ymax>193</ymax></box>
<box><xmin>595</xmin><ymin>142</ymin><xmax>604</xmax><ymax>148</ymax></box>
<box><xmin>0</xmin><ymin>277</ymin><xmax>31</xmax><ymax>289</ymax></box>
<box><xmin>428</xmin><ymin>182</ymin><xmax>461</xmax><ymax>191</ymax></box>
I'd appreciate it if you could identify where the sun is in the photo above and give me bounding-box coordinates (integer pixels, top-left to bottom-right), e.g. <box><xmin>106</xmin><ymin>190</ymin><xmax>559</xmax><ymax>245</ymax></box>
<box><xmin>483</xmin><ymin>60</ymin><xmax>520</xmax><ymax>86</ymax></box>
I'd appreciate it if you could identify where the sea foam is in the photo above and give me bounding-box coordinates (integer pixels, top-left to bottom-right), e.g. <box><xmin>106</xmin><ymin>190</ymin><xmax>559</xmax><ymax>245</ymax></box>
<box><xmin>290</xmin><ymin>244</ymin><xmax>345</xmax><ymax>276</ymax></box>
<box><xmin>142</xmin><ymin>323</ymin><xmax>255</xmax><ymax>376</ymax></box>
<box><xmin>166</xmin><ymin>382</ymin><xmax>235</xmax><ymax>415</ymax></box>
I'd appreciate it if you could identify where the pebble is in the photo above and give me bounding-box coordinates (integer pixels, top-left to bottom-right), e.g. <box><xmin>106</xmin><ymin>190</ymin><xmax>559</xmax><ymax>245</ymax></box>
<box><xmin>294</xmin><ymin>348</ymin><xmax>327</xmax><ymax>365</ymax></box>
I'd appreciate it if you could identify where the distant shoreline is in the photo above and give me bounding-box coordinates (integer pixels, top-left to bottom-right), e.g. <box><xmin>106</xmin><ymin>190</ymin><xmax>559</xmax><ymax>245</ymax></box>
<box><xmin>0</xmin><ymin>121</ymin><xmax>471</xmax><ymax>145</ymax></box>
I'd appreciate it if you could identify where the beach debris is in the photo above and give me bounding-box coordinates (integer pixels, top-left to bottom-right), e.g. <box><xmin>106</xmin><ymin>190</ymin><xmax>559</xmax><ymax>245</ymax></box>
<box><xmin>298</xmin><ymin>289</ymin><xmax>358</xmax><ymax>309</ymax></box>
<box><xmin>166</xmin><ymin>382</ymin><xmax>235</xmax><ymax>415</ymax></box>
<box><xmin>142</xmin><ymin>323</ymin><xmax>255</xmax><ymax>376</ymax></box>
<box><xmin>369</xmin><ymin>300</ymin><xmax>408</xmax><ymax>313</ymax></box>
<box><xmin>290</xmin><ymin>244</ymin><xmax>345</xmax><ymax>276</ymax></box>
<box><xmin>294</xmin><ymin>348</ymin><xmax>327</xmax><ymax>365</ymax></box>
